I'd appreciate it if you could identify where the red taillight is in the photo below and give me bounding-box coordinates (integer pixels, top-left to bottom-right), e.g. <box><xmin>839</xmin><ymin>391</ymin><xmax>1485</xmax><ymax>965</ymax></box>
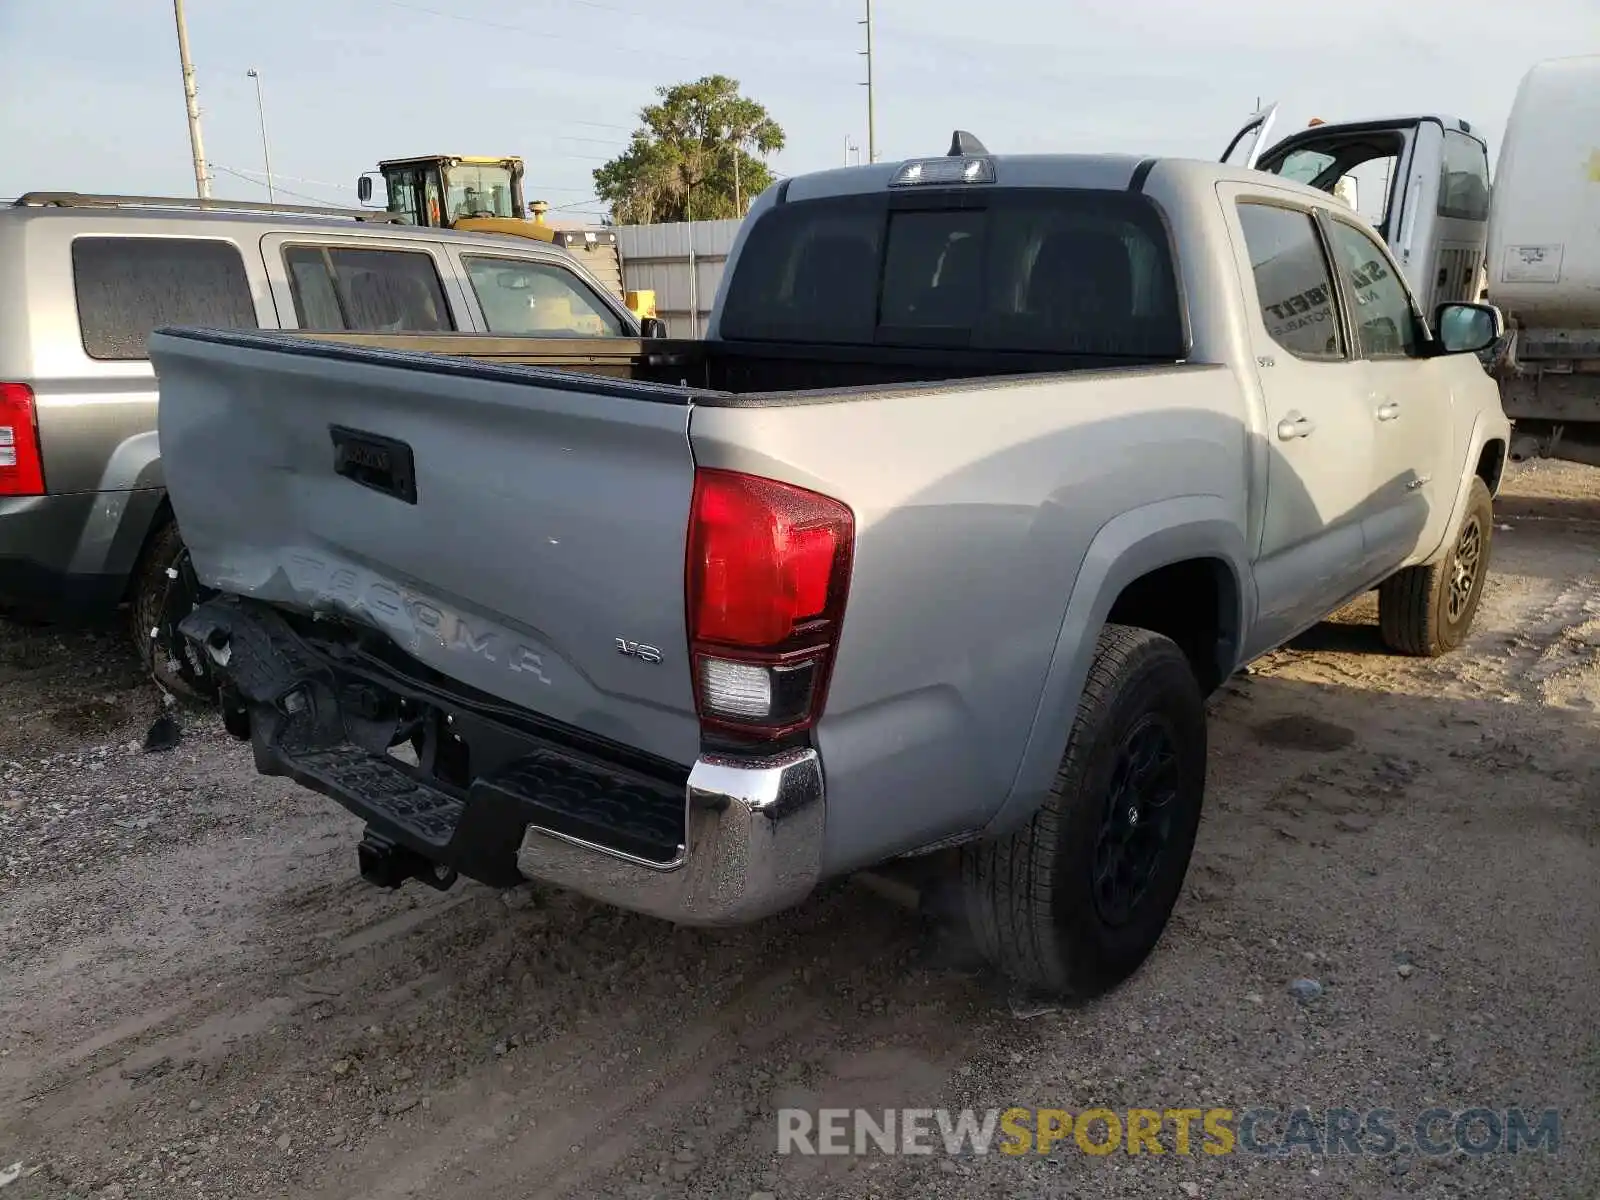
<box><xmin>686</xmin><ymin>469</ymin><xmax>854</xmax><ymax>740</ymax></box>
<box><xmin>0</xmin><ymin>383</ymin><xmax>45</xmax><ymax>497</ymax></box>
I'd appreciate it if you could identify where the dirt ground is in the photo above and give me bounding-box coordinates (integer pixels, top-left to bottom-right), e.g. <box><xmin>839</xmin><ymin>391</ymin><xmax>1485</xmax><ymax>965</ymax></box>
<box><xmin>1</xmin><ymin>461</ymin><xmax>1595</xmax><ymax>1200</ymax></box>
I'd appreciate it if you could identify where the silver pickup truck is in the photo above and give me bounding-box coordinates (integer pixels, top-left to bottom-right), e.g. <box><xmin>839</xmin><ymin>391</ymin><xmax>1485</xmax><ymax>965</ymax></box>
<box><xmin>149</xmin><ymin>137</ymin><xmax>1511</xmax><ymax>998</ymax></box>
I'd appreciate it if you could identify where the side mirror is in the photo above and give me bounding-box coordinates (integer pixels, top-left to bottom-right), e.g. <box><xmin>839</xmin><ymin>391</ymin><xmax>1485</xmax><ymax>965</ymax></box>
<box><xmin>356</xmin><ymin>175</ymin><xmax>374</xmax><ymax>205</ymax></box>
<box><xmin>1434</xmin><ymin>302</ymin><xmax>1504</xmax><ymax>354</ymax></box>
<box><xmin>639</xmin><ymin>317</ymin><xmax>668</xmax><ymax>339</ymax></box>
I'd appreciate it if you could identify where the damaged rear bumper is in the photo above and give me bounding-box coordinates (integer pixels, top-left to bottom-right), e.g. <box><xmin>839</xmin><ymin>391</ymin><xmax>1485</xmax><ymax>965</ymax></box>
<box><xmin>179</xmin><ymin>597</ymin><xmax>825</xmax><ymax>925</ymax></box>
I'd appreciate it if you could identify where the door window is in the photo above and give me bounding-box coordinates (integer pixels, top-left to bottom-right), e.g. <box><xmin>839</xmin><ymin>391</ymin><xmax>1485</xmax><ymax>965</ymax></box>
<box><xmin>1234</xmin><ymin>203</ymin><xmax>1345</xmax><ymax>361</ymax></box>
<box><xmin>1324</xmin><ymin>221</ymin><xmax>1419</xmax><ymax>359</ymax></box>
<box><xmin>71</xmin><ymin>237</ymin><xmax>258</xmax><ymax>361</ymax></box>
<box><xmin>1437</xmin><ymin>130</ymin><xmax>1490</xmax><ymax>221</ymax></box>
<box><xmin>463</xmin><ymin>256</ymin><xmax>626</xmax><ymax>336</ymax></box>
<box><xmin>383</xmin><ymin>168</ymin><xmax>423</xmax><ymax>225</ymax></box>
<box><xmin>283</xmin><ymin>245</ymin><xmax>455</xmax><ymax>332</ymax></box>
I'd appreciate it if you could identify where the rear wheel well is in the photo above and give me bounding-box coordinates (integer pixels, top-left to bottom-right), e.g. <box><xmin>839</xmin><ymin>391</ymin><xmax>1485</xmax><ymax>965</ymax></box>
<box><xmin>1476</xmin><ymin>440</ymin><xmax>1506</xmax><ymax>495</ymax></box>
<box><xmin>1105</xmin><ymin>558</ymin><xmax>1237</xmax><ymax>694</ymax></box>
<box><xmin>122</xmin><ymin>497</ymin><xmax>177</xmax><ymax>604</ymax></box>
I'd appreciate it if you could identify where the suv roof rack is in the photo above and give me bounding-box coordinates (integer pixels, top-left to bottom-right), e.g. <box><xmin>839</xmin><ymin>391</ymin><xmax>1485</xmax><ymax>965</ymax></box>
<box><xmin>10</xmin><ymin>192</ymin><xmax>403</xmax><ymax>223</ymax></box>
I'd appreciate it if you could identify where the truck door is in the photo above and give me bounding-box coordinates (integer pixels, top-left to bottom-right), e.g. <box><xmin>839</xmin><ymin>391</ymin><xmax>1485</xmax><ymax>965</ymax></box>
<box><xmin>1319</xmin><ymin>214</ymin><xmax>1457</xmax><ymax>575</ymax></box>
<box><xmin>1252</xmin><ymin>117</ymin><xmax>1489</xmax><ymax>314</ymax></box>
<box><xmin>1219</xmin><ymin>184</ymin><xmax>1381</xmax><ymax>656</ymax></box>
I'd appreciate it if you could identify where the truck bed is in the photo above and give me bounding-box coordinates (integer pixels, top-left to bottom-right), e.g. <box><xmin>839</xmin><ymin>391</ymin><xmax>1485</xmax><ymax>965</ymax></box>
<box><xmin>282</xmin><ymin>329</ymin><xmax>1171</xmax><ymax>400</ymax></box>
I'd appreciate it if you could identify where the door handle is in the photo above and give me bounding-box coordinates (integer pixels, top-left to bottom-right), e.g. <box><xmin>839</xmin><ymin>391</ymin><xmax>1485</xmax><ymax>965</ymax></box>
<box><xmin>1276</xmin><ymin>412</ymin><xmax>1316</xmax><ymax>441</ymax></box>
<box><xmin>1376</xmin><ymin>400</ymin><xmax>1401</xmax><ymax>422</ymax></box>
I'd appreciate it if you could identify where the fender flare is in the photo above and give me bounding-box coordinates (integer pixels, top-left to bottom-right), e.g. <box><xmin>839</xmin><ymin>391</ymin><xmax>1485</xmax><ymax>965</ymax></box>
<box><xmin>1420</xmin><ymin>410</ymin><xmax>1511</xmax><ymax>567</ymax></box>
<box><xmin>980</xmin><ymin>494</ymin><xmax>1254</xmax><ymax>839</ymax></box>
<box><xmin>63</xmin><ymin>430</ymin><xmax>169</xmax><ymax>583</ymax></box>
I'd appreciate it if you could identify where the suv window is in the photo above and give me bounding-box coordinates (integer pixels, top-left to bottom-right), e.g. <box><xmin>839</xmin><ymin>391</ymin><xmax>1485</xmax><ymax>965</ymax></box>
<box><xmin>71</xmin><ymin>237</ymin><xmax>257</xmax><ymax>361</ymax></box>
<box><xmin>718</xmin><ymin>189</ymin><xmax>1184</xmax><ymax>358</ymax></box>
<box><xmin>1325</xmin><ymin>220</ymin><xmax>1419</xmax><ymax>359</ymax></box>
<box><xmin>1234</xmin><ymin>203</ymin><xmax>1345</xmax><ymax>360</ymax></box>
<box><xmin>463</xmin><ymin>256</ymin><xmax>626</xmax><ymax>337</ymax></box>
<box><xmin>1438</xmin><ymin>130</ymin><xmax>1490</xmax><ymax>222</ymax></box>
<box><xmin>284</xmin><ymin>245</ymin><xmax>454</xmax><ymax>332</ymax></box>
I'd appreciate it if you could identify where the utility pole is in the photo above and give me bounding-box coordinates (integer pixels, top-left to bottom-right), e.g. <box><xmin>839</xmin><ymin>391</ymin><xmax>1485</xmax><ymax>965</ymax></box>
<box><xmin>859</xmin><ymin>0</ymin><xmax>877</xmax><ymax>163</ymax></box>
<box><xmin>172</xmin><ymin>0</ymin><xmax>210</xmax><ymax>198</ymax></box>
<box><xmin>246</xmin><ymin>69</ymin><xmax>275</xmax><ymax>204</ymax></box>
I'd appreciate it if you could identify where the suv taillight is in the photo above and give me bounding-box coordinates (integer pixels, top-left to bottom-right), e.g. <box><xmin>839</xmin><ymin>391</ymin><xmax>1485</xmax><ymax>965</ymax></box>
<box><xmin>686</xmin><ymin>469</ymin><xmax>854</xmax><ymax>742</ymax></box>
<box><xmin>0</xmin><ymin>383</ymin><xmax>44</xmax><ymax>497</ymax></box>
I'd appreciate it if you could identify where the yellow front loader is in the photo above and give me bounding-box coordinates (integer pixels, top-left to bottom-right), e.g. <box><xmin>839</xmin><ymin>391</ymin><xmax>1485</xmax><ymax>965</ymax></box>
<box><xmin>356</xmin><ymin>155</ymin><xmax>654</xmax><ymax>320</ymax></box>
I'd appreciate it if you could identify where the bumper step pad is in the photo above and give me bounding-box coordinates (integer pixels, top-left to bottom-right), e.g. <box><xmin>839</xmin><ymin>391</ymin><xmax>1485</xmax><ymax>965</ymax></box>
<box><xmin>180</xmin><ymin>596</ymin><xmax>687</xmax><ymax>889</ymax></box>
<box><xmin>477</xmin><ymin>749</ymin><xmax>685</xmax><ymax>866</ymax></box>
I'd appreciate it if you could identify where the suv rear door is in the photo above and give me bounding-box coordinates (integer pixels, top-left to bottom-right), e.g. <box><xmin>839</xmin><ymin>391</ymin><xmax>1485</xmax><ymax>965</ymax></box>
<box><xmin>259</xmin><ymin>233</ymin><xmax>472</xmax><ymax>332</ymax></box>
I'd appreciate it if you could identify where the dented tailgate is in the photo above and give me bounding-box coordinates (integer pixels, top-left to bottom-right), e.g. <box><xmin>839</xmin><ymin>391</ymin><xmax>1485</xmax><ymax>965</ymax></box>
<box><xmin>149</xmin><ymin>329</ymin><xmax>702</xmax><ymax>767</ymax></box>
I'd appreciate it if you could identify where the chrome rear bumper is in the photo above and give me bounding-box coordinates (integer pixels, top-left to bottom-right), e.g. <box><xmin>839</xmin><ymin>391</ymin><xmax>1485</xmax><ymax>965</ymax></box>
<box><xmin>179</xmin><ymin>595</ymin><xmax>828</xmax><ymax>927</ymax></box>
<box><xmin>515</xmin><ymin>748</ymin><xmax>825</xmax><ymax>926</ymax></box>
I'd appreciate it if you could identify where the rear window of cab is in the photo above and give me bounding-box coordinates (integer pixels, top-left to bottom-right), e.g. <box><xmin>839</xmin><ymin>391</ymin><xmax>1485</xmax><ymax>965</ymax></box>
<box><xmin>718</xmin><ymin>188</ymin><xmax>1184</xmax><ymax>359</ymax></box>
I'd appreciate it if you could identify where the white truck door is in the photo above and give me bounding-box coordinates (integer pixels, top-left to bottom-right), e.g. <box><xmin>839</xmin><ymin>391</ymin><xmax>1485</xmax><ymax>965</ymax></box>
<box><xmin>1220</xmin><ymin>186</ymin><xmax>1380</xmax><ymax>655</ymax></box>
<box><xmin>1220</xmin><ymin>103</ymin><xmax>1281</xmax><ymax>169</ymax></box>
<box><xmin>1252</xmin><ymin>117</ymin><xmax>1488</xmax><ymax>312</ymax></box>
<box><xmin>1320</xmin><ymin>215</ymin><xmax>1457</xmax><ymax>573</ymax></box>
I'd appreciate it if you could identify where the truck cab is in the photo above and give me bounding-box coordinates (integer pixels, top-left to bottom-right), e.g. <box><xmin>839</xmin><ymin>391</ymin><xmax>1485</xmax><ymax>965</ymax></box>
<box><xmin>1228</xmin><ymin>111</ymin><xmax>1492</xmax><ymax>313</ymax></box>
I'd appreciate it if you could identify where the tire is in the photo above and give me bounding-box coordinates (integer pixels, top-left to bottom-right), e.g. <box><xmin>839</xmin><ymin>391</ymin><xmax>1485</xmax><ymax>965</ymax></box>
<box><xmin>960</xmin><ymin>625</ymin><xmax>1208</xmax><ymax>998</ymax></box>
<box><xmin>1378</xmin><ymin>476</ymin><xmax>1493</xmax><ymax>658</ymax></box>
<box><xmin>129</xmin><ymin>520</ymin><xmax>218</xmax><ymax>703</ymax></box>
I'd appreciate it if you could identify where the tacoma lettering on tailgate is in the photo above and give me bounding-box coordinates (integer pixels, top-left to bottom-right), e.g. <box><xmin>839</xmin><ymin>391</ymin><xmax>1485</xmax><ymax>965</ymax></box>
<box><xmin>285</xmin><ymin>553</ymin><xmax>553</xmax><ymax>686</ymax></box>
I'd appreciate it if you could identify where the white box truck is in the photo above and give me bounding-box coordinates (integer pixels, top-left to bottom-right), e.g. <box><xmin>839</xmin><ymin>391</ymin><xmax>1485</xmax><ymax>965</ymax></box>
<box><xmin>1484</xmin><ymin>54</ymin><xmax>1600</xmax><ymax>469</ymax></box>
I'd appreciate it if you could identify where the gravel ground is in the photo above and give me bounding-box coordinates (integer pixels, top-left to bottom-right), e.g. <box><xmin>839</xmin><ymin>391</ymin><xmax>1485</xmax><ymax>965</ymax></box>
<box><xmin>1</xmin><ymin>460</ymin><xmax>1596</xmax><ymax>1200</ymax></box>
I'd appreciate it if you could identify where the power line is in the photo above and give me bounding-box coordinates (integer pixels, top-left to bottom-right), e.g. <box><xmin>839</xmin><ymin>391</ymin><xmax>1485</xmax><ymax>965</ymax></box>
<box><xmin>209</xmin><ymin>164</ymin><xmax>350</xmax><ymax>207</ymax></box>
<box><xmin>213</xmin><ymin>165</ymin><xmax>353</xmax><ymax>192</ymax></box>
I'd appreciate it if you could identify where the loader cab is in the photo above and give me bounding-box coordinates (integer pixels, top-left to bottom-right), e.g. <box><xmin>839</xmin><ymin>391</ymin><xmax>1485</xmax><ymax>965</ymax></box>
<box><xmin>359</xmin><ymin>156</ymin><xmax>528</xmax><ymax>228</ymax></box>
<box><xmin>1226</xmin><ymin>113</ymin><xmax>1491</xmax><ymax>311</ymax></box>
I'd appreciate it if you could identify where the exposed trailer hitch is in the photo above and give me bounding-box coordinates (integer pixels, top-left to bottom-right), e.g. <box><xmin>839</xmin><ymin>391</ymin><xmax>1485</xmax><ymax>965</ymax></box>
<box><xmin>357</xmin><ymin>830</ymin><xmax>459</xmax><ymax>891</ymax></box>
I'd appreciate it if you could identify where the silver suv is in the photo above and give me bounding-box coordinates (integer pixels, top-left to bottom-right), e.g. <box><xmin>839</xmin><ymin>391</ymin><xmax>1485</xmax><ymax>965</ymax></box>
<box><xmin>0</xmin><ymin>192</ymin><xmax>646</xmax><ymax>697</ymax></box>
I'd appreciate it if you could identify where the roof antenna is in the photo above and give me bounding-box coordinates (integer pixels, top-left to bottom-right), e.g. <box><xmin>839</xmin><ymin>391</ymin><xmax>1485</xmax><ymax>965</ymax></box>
<box><xmin>948</xmin><ymin>130</ymin><xmax>988</xmax><ymax>157</ymax></box>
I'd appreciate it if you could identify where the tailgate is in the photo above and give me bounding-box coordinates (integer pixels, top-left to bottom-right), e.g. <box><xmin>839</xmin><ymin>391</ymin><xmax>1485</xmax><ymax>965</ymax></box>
<box><xmin>149</xmin><ymin>329</ymin><xmax>701</xmax><ymax>767</ymax></box>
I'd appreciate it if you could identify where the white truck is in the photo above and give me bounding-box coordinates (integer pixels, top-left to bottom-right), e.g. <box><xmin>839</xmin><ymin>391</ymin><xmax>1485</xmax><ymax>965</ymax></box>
<box><xmin>1236</xmin><ymin>55</ymin><xmax>1600</xmax><ymax>470</ymax></box>
<box><xmin>1483</xmin><ymin>54</ymin><xmax>1600</xmax><ymax>469</ymax></box>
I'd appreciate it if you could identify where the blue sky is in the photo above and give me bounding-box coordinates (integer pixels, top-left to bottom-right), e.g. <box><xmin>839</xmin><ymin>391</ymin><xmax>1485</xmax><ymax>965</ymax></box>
<box><xmin>2</xmin><ymin>0</ymin><xmax>1594</xmax><ymax>219</ymax></box>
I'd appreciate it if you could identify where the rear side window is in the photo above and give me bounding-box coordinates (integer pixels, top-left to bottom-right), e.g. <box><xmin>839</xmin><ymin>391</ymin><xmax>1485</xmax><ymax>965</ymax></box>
<box><xmin>1437</xmin><ymin>130</ymin><xmax>1490</xmax><ymax>221</ymax></box>
<box><xmin>71</xmin><ymin>237</ymin><xmax>257</xmax><ymax>361</ymax></box>
<box><xmin>1234</xmin><ymin>203</ymin><xmax>1346</xmax><ymax>361</ymax></box>
<box><xmin>719</xmin><ymin>189</ymin><xmax>1184</xmax><ymax>358</ymax></box>
<box><xmin>284</xmin><ymin>245</ymin><xmax>455</xmax><ymax>332</ymax></box>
